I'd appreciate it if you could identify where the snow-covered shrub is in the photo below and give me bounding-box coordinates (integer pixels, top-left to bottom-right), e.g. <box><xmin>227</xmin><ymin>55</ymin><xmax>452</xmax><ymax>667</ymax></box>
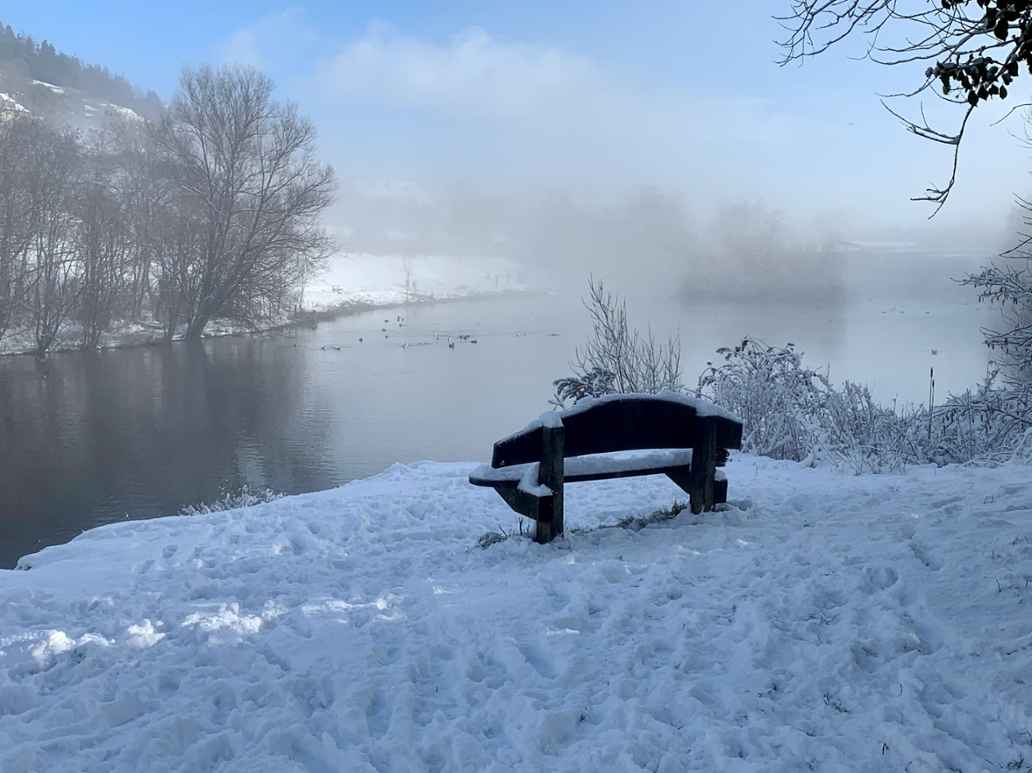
<box><xmin>179</xmin><ymin>484</ymin><xmax>283</xmax><ymax>515</ymax></box>
<box><xmin>696</xmin><ymin>339</ymin><xmax>1030</xmax><ymax>471</ymax></box>
<box><xmin>553</xmin><ymin>367</ymin><xmax>616</xmax><ymax>407</ymax></box>
<box><xmin>955</xmin><ymin>256</ymin><xmax>1032</xmax><ymax>449</ymax></box>
<box><xmin>556</xmin><ymin>282</ymin><xmax>1029</xmax><ymax>471</ymax></box>
<box><xmin>551</xmin><ymin>278</ymin><xmax>681</xmax><ymax>408</ymax></box>
<box><xmin>931</xmin><ymin>366</ymin><xmax>1032</xmax><ymax>463</ymax></box>
<box><xmin>1013</xmin><ymin>427</ymin><xmax>1032</xmax><ymax>463</ymax></box>
<box><xmin>821</xmin><ymin>381</ymin><xmax>950</xmax><ymax>473</ymax></box>
<box><xmin>695</xmin><ymin>339</ymin><xmax>918</xmax><ymax>471</ymax></box>
<box><xmin>696</xmin><ymin>339</ymin><xmax>827</xmax><ymax>462</ymax></box>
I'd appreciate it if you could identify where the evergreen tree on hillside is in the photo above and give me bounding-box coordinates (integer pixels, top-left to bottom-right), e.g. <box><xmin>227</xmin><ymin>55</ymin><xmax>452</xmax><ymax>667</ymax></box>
<box><xmin>0</xmin><ymin>21</ymin><xmax>160</xmax><ymax>118</ymax></box>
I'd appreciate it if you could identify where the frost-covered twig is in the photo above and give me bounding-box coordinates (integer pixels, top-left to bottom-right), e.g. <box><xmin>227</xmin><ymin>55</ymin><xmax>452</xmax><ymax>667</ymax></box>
<box><xmin>179</xmin><ymin>484</ymin><xmax>284</xmax><ymax>515</ymax></box>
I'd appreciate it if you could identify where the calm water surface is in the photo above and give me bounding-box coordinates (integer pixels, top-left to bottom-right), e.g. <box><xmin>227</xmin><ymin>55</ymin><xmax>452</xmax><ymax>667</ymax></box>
<box><xmin>0</xmin><ymin>278</ymin><xmax>991</xmax><ymax>567</ymax></box>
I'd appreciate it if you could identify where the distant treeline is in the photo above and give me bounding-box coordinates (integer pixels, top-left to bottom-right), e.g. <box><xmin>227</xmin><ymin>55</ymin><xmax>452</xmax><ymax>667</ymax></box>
<box><xmin>0</xmin><ymin>21</ymin><xmax>162</xmax><ymax>118</ymax></box>
<box><xmin>0</xmin><ymin>66</ymin><xmax>335</xmax><ymax>354</ymax></box>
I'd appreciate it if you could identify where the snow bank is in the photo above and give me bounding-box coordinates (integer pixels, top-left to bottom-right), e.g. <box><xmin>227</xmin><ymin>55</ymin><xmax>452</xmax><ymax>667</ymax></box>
<box><xmin>0</xmin><ymin>318</ymin><xmax>276</xmax><ymax>357</ymax></box>
<box><xmin>1</xmin><ymin>457</ymin><xmax>1030</xmax><ymax>771</ymax></box>
<box><xmin>31</xmin><ymin>80</ymin><xmax>65</xmax><ymax>95</ymax></box>
<box><xmin>304</xmin><ymin>253</ymin><xmax>533</xmax><ymax>311</ymax></box>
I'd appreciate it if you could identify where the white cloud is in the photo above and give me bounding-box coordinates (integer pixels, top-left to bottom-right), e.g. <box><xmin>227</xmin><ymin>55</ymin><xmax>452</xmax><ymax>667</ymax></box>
<box><xmin>222</xmin><ymin>27</ymin><xmax>263</xmax><ymax>69</ymax></box>
<box><xmin>221</xmin><ymin>9</ymin><xmax>317</xmax><ymax>74</ymax></box>
<box><xmin>326</xmin><ymin>26</ymin><xmax>601</xmax><ymax>120</ymax></box>
<box><xmin>219</xmin><ymin>15</ymin><xmax>1025</xmax><ymax>245</ymax></box>
<box><xmin>314</xmin><ymin>25</ymin><xmax>800</xmax><ymax>201</ymax></box>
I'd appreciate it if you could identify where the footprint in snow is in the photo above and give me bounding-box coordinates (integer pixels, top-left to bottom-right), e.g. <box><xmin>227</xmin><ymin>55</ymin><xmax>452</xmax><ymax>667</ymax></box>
<box><xmin>466</xmin><ymin>651</ymin><xmax>507</xmax><ymax>689</ymax></box>
<box><xmin>909</xmin><ymin>541</ymin><xmax>943</xmax><ymax>571</ymax></box>
<box><xmin>859</xmin><ymin>565</ymin><xmax>899</xmax><ymax>594</ymax></box>
<box><xmin>516</xmin><ymin>638</ymin><xmax>558</xmax><ymax>679</ymax></box>
<box><xmin>930</xmin><ymin>495</ymin><xmax>964</xmax><ymax>514</ymax></box>
<box><xmin>365</xmin><ymin>688</ymin><xmax>391</xmax><ymax>738</ymax></box>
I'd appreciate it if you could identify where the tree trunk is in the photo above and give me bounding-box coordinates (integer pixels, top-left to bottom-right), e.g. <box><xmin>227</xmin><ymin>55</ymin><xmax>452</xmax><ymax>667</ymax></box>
<box><xmin>185</xmin><ymin>315</ymin><xmax>208</xmax><ymax>339</ymax></box>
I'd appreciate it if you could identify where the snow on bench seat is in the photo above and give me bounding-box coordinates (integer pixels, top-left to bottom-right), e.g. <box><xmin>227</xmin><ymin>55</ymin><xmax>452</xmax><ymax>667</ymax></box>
<box><xmin>470</xmin><ymin>448</ymin><xmax>727</xmax><ymax>488</ymax></box>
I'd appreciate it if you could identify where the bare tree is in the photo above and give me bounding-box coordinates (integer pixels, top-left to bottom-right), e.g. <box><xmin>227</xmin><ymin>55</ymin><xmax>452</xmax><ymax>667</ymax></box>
<box><xmin>0</xmin><ymin>113</ymin><xmax>37</xmax><ymax>343</ymax></box>
<box><xmin>937</xmin><ymin>113</ymin><xmax>1032</xmax><ymax>445</ymax></box>
<box><xmin>552</xmin><ymin>278</ymin><xmax>682</xmax><ymax>407</ymax></box>
<box><xmin>152</xmin><ymin>190</ymin><xmax>204</xmax><ymax>342</ymax></box>
<box><xmin>0</xmin><ymin>66</ymin><xmax>336</xmax><ymax>352</ymax></box>
<box><xmin>22</xmin><ymin>120</ymin><xmax>80</xmax><ymax>353</ymax></box>
<box><xmin>73</xmin><ymin>171</ymin><xmax>131</xmax><ymax>350</ymax></box>
<box><xmin>961</xmin><ymin>181</ymin><xmax>1032</xmax><ymax>385</ymax></box>
<box><xmin>101</xmin><ymin>118</ymin><xmax>162</xmax><ymax>321</ymax></box>
<box><xmin>778</xmin><ymin>1</ymin><xmax>1032</xmax><ymax>213</ymax></box>
<box><xmin>153</xmin><ymin>66</ymin><xmax>335</xmax><ymax>338</ymax></box>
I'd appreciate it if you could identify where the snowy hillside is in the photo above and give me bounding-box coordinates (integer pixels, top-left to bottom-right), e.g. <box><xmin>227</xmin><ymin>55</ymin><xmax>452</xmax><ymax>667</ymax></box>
<box><xmin>0</xmin><ymin>73</ymin><xmax>147</xmax><ymax>132</ymax></box>
<box><xmin>1</xmin><ymin>456</ymin><xmax>1030</xmax><ymax>771</ymax></box>
<box><xmin>0</xmin><ymin>91</ymin><xmax>27</xmax><ymax>114</ymax></box>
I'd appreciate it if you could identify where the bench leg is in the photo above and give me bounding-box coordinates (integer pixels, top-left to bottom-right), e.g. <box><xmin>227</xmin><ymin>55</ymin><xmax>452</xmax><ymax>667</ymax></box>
<box><xmin>495</xmin><ymin>488</ymin><xmax>559</xmax><ymax>543</ymax></box>
<box><xmin>688</xmin><ymin>421</ymin><xmax>717</xmax><ymax>514</ymax></box>
<box><xmin>534</xmin><ymin>425</ymin><xmax>565</xmax><ymax>543</ymax></box>
<box><xmin>714</xmin><ymin>477</ymin><xmax>728</xmax><ymax>505</ymax></box>
<box><xmin>534</xmin><ymin>495</ymin><xmax>559</xmax><ymax>544</ymax></box>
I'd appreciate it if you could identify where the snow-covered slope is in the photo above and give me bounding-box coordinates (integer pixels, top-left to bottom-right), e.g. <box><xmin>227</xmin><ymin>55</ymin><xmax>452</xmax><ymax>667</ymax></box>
<box><xmin>0</xmin><ymin>74</ymin><xmax>146</xmax><ymax>131</ymax></box>
<box><xmin>0</xmin><ymin>92</ymin><xmax>28</xmax><ymax>114</ymax></box>
<box><xmin>1</xmin><ymin>456</ymin><xmax>1030</xmax><ymax>771</ymax></box>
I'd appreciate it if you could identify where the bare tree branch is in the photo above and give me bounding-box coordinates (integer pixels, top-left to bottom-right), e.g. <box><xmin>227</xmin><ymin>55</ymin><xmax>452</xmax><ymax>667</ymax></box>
<box><xmin>777</xmin><ymin>0</ymin><xmax>1032</xmax><ymax>213</ymax></box>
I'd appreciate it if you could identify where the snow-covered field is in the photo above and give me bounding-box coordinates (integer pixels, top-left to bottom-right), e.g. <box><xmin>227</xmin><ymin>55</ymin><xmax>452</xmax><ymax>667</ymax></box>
<box><xmin>303</xmin><ymin>253</ymin><xmax>532</xmax><ymax>310</ymax></box>
<box><xmin>1</xmin><ymin>455</ymin><xmax>1030</xmax><ymax>771</ymax></box>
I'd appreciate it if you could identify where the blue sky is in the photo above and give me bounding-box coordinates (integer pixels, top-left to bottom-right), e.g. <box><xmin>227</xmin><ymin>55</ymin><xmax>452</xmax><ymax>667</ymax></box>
<box><xmin>4</xmin><ymin>2</ymin><xmax>800</xmax><ymax>98</ymax></box>
<box><xmin>2</xmin><ymin>2</ymin><xmax>1027</xmax><ymax>241</ymax></box>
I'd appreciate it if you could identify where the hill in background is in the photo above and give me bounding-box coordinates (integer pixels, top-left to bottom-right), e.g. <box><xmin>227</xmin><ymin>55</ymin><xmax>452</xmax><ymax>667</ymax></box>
<box><xmin>0</xmin><ymin>21</ymin><xmax>161</xmax><ymax>130</ymax></box>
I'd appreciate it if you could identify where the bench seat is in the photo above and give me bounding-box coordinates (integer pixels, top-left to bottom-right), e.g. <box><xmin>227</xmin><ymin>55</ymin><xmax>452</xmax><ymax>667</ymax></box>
<box><xmin>470</xmin><ymin>448</ymin><xmax>726</xmax><ymax>499</ymax></box>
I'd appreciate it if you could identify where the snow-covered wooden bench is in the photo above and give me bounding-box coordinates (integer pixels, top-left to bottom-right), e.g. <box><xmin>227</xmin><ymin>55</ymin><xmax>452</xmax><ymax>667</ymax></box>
<box><xmin>469</xmin><ymin>393</ymin><xmax>743</xmax><ymax>543</ymax></box>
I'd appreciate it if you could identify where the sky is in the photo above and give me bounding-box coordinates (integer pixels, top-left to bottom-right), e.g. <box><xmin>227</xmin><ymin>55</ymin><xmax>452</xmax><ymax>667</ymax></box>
<box><xmin>3</xmin><ymin>1</ymin><xmax>1029</xmax><ymax>257</ymax></box>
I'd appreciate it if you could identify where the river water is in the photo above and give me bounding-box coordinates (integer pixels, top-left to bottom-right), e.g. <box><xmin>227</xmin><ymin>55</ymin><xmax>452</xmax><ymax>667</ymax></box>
<box><xmin>0</xmin><ymin>262</ymin><xmax>994</xmax><ymax>567</ymax></box>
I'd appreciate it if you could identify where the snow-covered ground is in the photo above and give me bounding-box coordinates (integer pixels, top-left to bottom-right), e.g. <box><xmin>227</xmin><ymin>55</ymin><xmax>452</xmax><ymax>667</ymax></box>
<box><xmin>1</xmin><ymin>455</ymin><xmax>1030</xmax><ymax>771</ymax></box>
<box><xmin>0</xmin><ymin>92</ymin><xmax>29</xmax><ymax>114</ymax></box>
<box><xmin>98</xmin><ymin>102</ymin><xmax>143</xmax><ymax>122</ymax></box>
<box><xmin>31</xmin><ymin>80</ymin><xmax>65</xmax><ymax>95</ymax></box>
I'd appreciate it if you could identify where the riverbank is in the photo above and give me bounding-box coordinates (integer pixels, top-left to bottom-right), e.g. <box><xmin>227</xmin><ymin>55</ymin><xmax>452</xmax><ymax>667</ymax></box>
<box><xmin>0</xmin><ymin>291</ymin><xmax>533</xmax><ymax>358</ymax></box>
<box><xmin>1</xmin><ymin>455</ymin><xmax>1029</xmax><ymax>771</ymax></box>
<box><xmin>0</xmin><ymin>253</ymin><xmax>536</xmax><ymax>358</ymax></box>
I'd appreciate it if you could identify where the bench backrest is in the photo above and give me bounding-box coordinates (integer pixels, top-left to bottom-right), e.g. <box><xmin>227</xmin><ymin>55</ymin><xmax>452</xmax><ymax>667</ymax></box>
<box><xmin>491</xmin><ymin>394</ymin><xmax>742</xmax><ymax>468</ymax></box>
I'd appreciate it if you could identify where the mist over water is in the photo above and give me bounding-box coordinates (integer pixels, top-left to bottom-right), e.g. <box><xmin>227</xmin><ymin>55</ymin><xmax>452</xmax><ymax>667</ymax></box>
<box><xmin>0</xmin><ymin>267</ymin><xmax>991</xmax><ymax>567</ymax></box>
<box><xmin>0</xmin><ymin>2</ymin><xmax>1016</xmax><ymax>568</ymax></box>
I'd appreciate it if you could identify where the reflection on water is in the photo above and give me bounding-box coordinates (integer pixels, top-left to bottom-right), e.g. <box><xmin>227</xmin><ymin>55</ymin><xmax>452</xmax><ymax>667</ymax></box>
<box><xmin>0</xmin><ymin>283</ymin><xmax>991</xmax><ymax>567</ymax></box>
<box><xmin>0</xmin><ymin>340</ymin><xmax>335</xmax><ymax>567</ymax></box>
